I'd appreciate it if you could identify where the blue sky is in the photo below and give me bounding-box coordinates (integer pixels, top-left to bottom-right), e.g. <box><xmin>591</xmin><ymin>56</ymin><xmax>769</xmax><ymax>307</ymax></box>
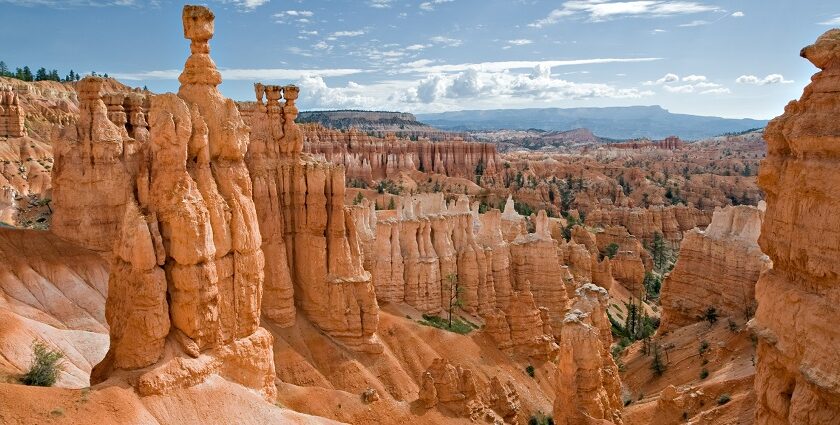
<box><xmin>1</xmin><ymin>1</ymin><xmax>838</xmax><ymax>119</ymax></box>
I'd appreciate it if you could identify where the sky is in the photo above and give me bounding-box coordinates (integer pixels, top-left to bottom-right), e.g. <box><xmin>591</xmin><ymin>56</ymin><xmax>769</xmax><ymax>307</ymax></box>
<box><xmin>1</xmin><ymin>1</ymin><xmax>838</xmax><ymax>119</ymax></box>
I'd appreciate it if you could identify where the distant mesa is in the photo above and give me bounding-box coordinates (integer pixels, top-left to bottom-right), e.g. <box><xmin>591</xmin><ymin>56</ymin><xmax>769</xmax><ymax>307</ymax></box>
<box><xmin>416</xmin><ymin>105</ymin><xmax>768</xmax><ymax>140</ymax></box>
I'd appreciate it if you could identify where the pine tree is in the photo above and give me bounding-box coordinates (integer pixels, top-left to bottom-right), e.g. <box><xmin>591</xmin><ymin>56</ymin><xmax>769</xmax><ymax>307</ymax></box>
<box><xmin>0</xmin><ymin>61</ymin><xmax>9</xmax><ymax>77</ymax></box>
<box><xmin>48</xmin><ymin>69</ymin><xmax>60</xmax><ymax>81</ymax></box>
<box><xmin>22</xmin><ymin>66</ymin><xmax>33</xmax><ymax>81</ymax></box>
<box><xmin>35</xmin><ymin>67</ymin><xmax>48</xmax><ymax>81</ymax></box>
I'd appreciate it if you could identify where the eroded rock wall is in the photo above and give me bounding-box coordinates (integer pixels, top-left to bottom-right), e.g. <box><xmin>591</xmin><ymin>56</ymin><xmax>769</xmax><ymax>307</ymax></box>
<box><xmin>752</xmin><ymin>30</ymin><xmax>840</xmax><ymax>424</ymax></box>
<box><xmin>660</xmin><ymin>204</ymin><xmax>769</xmax><ymax>332</ymax></box>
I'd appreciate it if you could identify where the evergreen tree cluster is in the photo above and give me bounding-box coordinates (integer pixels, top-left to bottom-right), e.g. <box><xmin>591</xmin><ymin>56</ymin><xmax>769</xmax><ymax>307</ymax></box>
<box><xmin>0</xmin><ymin>60</ymin><xmax>105</xmax><ymax>83</ymax></box>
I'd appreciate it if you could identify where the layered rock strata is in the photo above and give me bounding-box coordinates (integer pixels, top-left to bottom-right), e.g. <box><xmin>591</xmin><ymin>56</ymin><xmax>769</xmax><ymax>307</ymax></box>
<box><xmin>660</xmin><ymin>204</ymin><xmax>769</xmax><ymax>332</ymax></box>
<box><xmin>585</xmin><ymin>205</ymin><xmax>712</xmax><ymax>245</ymax></box>
<box><xmin>293</xmin><ymin>123</ymin><xmax>501</xmax><ymax>181</ymax></box>
<box><xmin>752</xmin><ymin>30</ymin><xmax>840</xmax><ymax>424</ymax></box>
<box><xmin>245</xmin><ymin>82</ymin><xmax>382</xmax><ymax>353</ymax></box>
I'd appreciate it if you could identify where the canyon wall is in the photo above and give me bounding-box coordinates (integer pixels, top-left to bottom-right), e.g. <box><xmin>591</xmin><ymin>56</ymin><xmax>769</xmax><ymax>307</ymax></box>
<box><xmin>752</xmin><ymin>29</ymin><xmax>840</xmax><ymax>424</ymax></box>
<box><xmin>296</xmin><ymin>123</ymin><xmax>501</xmax><ymax>181</ymax></box>
<box><xmin>660</xmin><ymin>204</ymin><xmax>769</xmax><ymax>332</ymax></box>
<box><xmin>585</xmin><ymin>204</ymin><xmax>712</xmax><ymax>245</ymax></box>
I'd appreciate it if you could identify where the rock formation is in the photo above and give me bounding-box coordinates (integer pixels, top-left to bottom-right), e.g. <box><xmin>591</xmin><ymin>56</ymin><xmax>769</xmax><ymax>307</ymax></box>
<box><xmin>292</xmin><ymin>123</ymin><xmax>501</xmax><ymax>181</ymax></box>
<box><xmin>752</xmin><ymin>29</ymin><xmax>840</xmax><ymax>424</ymax></box>
<box><xmin>585</xmin><ymin>205</ymin><xmax>712</xmax><ymax>246</ymax></box>
<box><xmin>0</xmin><ymin>85</ymin><xmax>26</xmax><ymax>138</ymax></box>
<box><xmin>554</xmin><ymin>284</ymin><xmax>624</xmax><ymax>424</ymax></box>
<box><xmin>418</xmin><ymin>358</ymin><xmax>522</xmax><ymax>423</ymax></box>
<box><xmin>48</xmin><ymin>5</ymin><xmax>278</xmax><ymax>400</ymax></box>
<box><xmin>660</xmin><ymin>204</ymin><xmax>769</xmax><ymax>332</ymax></box>
<box><xmin>245</xmin><ymin>82</ymin><xmax>382</xmax><ymax>353</ymax></box>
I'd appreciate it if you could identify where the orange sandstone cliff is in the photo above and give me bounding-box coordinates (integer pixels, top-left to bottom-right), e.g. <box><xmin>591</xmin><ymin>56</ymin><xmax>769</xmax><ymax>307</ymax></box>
<box><xmin>752</xmin><ymin>29</ymin><xmax>840</xmax><ymax>424</ymax></box>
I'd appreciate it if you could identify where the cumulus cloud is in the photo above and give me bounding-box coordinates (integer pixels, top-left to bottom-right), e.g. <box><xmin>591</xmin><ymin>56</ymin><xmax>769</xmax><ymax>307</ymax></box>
<box><xmin>406</xmin><ymin>44</ymin><xmax>429</xmax><ymax>51</ymax></box>
<box><xmin>396</xmin><ymin>64</ymin><xmax>654</xmax><ymax>104</ymax></box>
<box><xmin>529</xmin><ymin>0</ymin><xmax>720</xmax><ymax>27</ymax></box>
<box><xmin>731</xmin><ymin>11</ymin><xmax>744</xmax><ymax>17</ymax></box>
<box><xmin>643</xmin><ymin>73</ymin><xmax>679</xmax><ymax>86</ymax></box>
<box><xmin>643</xmin><ymin>73</ymin><xmax>729</xmax><ymax>94</ymax></box>
<box><xmin>682</xmin><ymin>74</ymin><xmax>707</xmax><ymax>82</ymax></box>
<box><xmin>298</xmin><ymin>75</ymin><xmax>378</xmax><ymax>109</ymax></box>
<box><xmin>735</xmin><ymin>74</ymin><xmax>793</xmax><ymax>85</ymax></box>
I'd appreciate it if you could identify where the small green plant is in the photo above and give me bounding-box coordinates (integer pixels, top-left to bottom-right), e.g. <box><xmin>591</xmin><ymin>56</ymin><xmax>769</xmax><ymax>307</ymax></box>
<box><xmin>604</xmin><ymin>242</ymin><xmax>619</xmax><ymax>259</ymax></box>
<box><xmin>699</xmin><ymin>340</ymin><xmax>710</xmax><ymax>355</ymax></box>
<box><xmin>703</xmin><ymin>307</ymin><xmax>719</xmax><ymax>326</ymax></box>
<box><xmin>525</xmin><ymin>365</ymin><xmax>535</xmax><ymax>378</ymax></box>
<box><xmin>528</xmin><ymin>411</ymin><xmax>554</xmax><ymax>425</ymax></box>
<box><xmin>718</xmin><ymin>393</ymin><xmax>731</xmax><ymax>405</ymax></box>
<box><xmin>418</xmin><ymin>314</ymin><xmax>472</xmax><ymax>335</ymax></box>
<box><xmin>20</xmin><ymin>341</ymin><xmax>64</xmax><ymax>387</ymax></box>
<box><xmin>650</xmin><ymin>343</ymin><xmax>667</xmax><ymax>377</ymax></box>
<box><xmin>700</xmin><ymin>368</ymin><xmax>709</xmax><ymax>379</ymax></box>
<box><xmin>352</xmin><ymin>192</ymin><xmax>365</xmax><ymax>205</ymax></box>
<box><xmin>728</xmin><ymin>319</ymin><xmax>738</xmax><ymax>332</ymax></box>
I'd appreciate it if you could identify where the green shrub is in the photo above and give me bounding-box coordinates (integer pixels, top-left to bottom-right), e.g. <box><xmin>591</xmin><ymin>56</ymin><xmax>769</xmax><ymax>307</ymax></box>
<box><xmin>525</xmin><ymin>365</ymin><xmax>535</xmax><ymax>378</ymax></box>
<box><xmin>700</xmin><ymin>368</ymin><xmax>709</xmax><ymax>379</ymax></box>
<box><xmin>718</xmin><ymin>393</ymin><xmax>731</xmax><ymax>405</ymax></box>
<box><xmin>699</xmin><ymin>340</ymin><xmax>710</xmax><ymax>355</ymax></box>
<box><xmin>20</xmin><ymin>341</ymin><xmax>63</xmax><ymax>387</ymax></box>
<box><xmin>703</xmin><ymin>307</ymin><xmax>718</xmax><ymax>325</ymax></box>
<box><xmin>418</xmin><ymin>314</ymin><xmax>472</xmax><ymax>335</ymax></box>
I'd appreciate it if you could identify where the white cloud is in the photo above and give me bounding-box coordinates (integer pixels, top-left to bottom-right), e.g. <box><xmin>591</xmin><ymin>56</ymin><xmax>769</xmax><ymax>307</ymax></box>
<box><xmin>663</xmin><ymin>84</ymin><xmax>695</xmax><ymax>93</ymax></box>
<box><xmin>298</xmin><ymin>75</ymin><xmax>379</xmax><ymax>109</ymax></box>
<box><xmin>406</xmin><ymin>44</ymin><xmax>429</xmax><ymax>51</ymax></box>
<box><xmin>735</xmin><ymin>74</ymin><xmax>793</xmax><ymax>85</ymax></box>
<box><xmin>507</xmin><ymin>39</ymin><xmax>533</xmax><ymax>46</ymax></box>
<box><xmin>643</xmin><ymin>73</ymin><xmax>679</xmax><ymax>85</ymax></box>
<box><xmin>700</xmin><ymin>87</ymin><xmax>730</xmax><ymax>94</ymax></box>
<box><xmin>313</xmin><ymin>41</ymin><xmax>330</xmax><ymax>50</ymax></box>
<box><xmin>731</xmin><ymin>11</ymin><xmax>744</xmax><ymax>17</ymax></box>
<box><xmin>682</xmin><ymin>74</ymin><xmax>706</xmax><ymax>82</ymax></box>
<box><xmin>651</xmin><ymin>29</ymin><xmax>667</xmax><ymax>34</ymax></box>
<box><xmin>819</xmin><ymin>16</ymin><xmax>840</xmax><ymax>25</ymax></box>
<box><xmin>405</xmin><ymin>57</ymin><xmax>661</xmax><ymax>74</ymax></box>
<box><xmin>330</xmin><ymin>30</ymin><xmax>366</xmax><ymax>37</ymax></box>
<box><xmin>529</xmin><ymin>1</ymin><xmax>720</xmax><ymax>27</ymax></box>
<box><xmin>368</xmin><ymin>0</ymin><xmax>392</xmax><ymax>8</ymax></box>
<box><xmin>429</xmin><ymin>36</ymin><xmax>462</xmax><ymax>47</ymax></box>
<box><xmin>112</xmin><ymin>67</ymin><xmax>364</xmax><ymax>81</ymax></box>
<box><xmin>419</xmin><ymin>0</ymin><xmax>453</xmax><ymax>11</ymax></box>
<box><xmin>229</xmin><ymin>0</ymin><xmax>269</xmax><ymax>10</ymax></box>
<box><xmin>273</xmin><ymin>10</ymin><xmax>313</xmax><ymax>17</ymax></box>
<box><xmin>679</xmin><ymin>20</ymin><xmax>710</xmax><ymax>27</ymax></box>
<box><xmin>396</xmin><ymin>64</ymin><xmax>654</xmax><ymax>104</ymax></box>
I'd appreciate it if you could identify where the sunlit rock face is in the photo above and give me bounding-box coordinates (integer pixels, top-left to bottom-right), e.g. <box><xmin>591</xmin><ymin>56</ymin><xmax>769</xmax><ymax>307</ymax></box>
<box><xmin>660</xmin><ymin>203</ymin><xmax>769</xmax><ymax>332</ymax></box>
<box><xmin>752</xmin><ymin>29</ymin><xmax>840</xmax><ymax>424</ymax></box>
<box><xmin>50</xmin><ymin>5</ymin><xmax>276</xmax><ymax>399</ymax></box>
